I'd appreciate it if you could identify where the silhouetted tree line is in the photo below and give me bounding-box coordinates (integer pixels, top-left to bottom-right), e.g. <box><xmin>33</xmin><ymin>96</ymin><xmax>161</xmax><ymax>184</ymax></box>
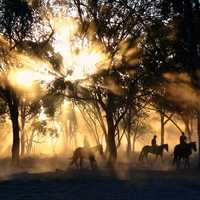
<box><xmin>0</xmin><ymin>0</ymin><xmax>200</xmax><ymax>167</ymax></box>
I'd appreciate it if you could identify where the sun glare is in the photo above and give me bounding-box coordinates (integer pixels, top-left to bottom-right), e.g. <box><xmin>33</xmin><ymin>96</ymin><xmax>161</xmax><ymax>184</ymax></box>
<box><xmin>70</xmin><ymin>48</ymin><xmax>106</xmax><ymax>80</ymax></box>
<box><xmin>3</xmin><ymin>15</ymin><xmax>110</xmax><ymax>98</ymax></box>
<box><xmin>52</xmin><ymin>16</ymin><xmax>110</xmax><ymax>81</ymax></box>
<box><xmin>11</xmin><ymin>69</ymin><xmax>35</xmax><ymax>88</ymax></box>
<box><xmin>8</xmin><ymin>69</ymin><xmax>34</xmax><ymax>91</ymax></box>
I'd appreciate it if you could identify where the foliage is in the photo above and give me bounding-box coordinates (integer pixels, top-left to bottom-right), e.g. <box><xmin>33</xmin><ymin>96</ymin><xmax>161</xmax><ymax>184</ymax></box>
<box><xmin>0</xmin><ymin>0</ymin><xmax>36</xmax><ymax>45</ymax></box>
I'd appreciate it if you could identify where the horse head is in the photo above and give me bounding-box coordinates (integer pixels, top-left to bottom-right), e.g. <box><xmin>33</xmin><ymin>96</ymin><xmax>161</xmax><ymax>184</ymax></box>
<box><xmin>163</xmin><ymin>144</ymin><xmax>169</xmax><ymax>152</ymax></box>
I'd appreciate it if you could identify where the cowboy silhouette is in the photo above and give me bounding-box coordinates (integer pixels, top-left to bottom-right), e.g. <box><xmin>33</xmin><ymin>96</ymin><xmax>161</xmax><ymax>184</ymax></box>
<box><xmin>180</xmin><ymin>132</ymin><xmax>187</xmax><ymax>148</ymax></box>
<box><xmin>151</xmin><ymin>135</ymin><xmax>157</xmax><ymax>152</ymax></box>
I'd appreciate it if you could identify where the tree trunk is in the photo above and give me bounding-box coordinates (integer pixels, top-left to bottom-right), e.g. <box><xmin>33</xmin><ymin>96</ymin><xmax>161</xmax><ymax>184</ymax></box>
<box><xmin>160</xmin><ymin>112</ymin><xmax>165</xmax><ymax>145</ymax></box>
<box><xmin>27</xmin><ymin>130</ymin><xmax>35</xmax><ymax>155</ymax></box>
<box><xmin>126</xmin><ymin>108</ymin><xmax>132</xmax><ymax>157</ymax></box>
<box><xmin>184</xmin><ymin>0</ymin><xmax>194</xmax><ymax>73</ymax></box>
<box><xmin>190</xmin><ymin>118</ymin><xmax>194</xmax><ymax>141</ymax></box>
<box><xmin>21</xmin><ymin>129</ymin><xmax>25</xmax><ymax>156</ymax></box>
<box><xmin>197</xmin><ymin>112</ymin><xmax>200</xmax><ymax>168</ymax></box>
<box><xmin>184</xmin><ymin>117</ymin><xmax>192</xmax><ymax>142</ymax></box>
<box><xmin>106</xmin><ymin>112</ymin><xmax>117</xmax><ymax>165</ymax></box>
<box><xmin>8</xmin><ymin>98</ymin><xmax>20</xmax><ymax>166</ymax></box>
<box><xmin>126</xmin><ymin>131</ymin><xmax>131</xmax><ymax>158</ymax></box>
<box><xmin>104</xmin><ymin>134</ymin><xmax>109</xmax><ymax>157</ymax></box>
<box><xmin>132</xmin><ymin>133</ymin><xmax>136</xmax><ymax>153</ymax></box>
<box><xmin>20</xmin><ymin>106</ymin><xmax>26</xmax><ymax>157</ymax></box>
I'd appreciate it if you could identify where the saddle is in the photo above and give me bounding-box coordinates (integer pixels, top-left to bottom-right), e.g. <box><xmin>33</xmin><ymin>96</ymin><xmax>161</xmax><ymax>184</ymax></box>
<box><xmin>151</xmin><ymin>145</ymin><xmax>157</xmax><ymax>153</ymax></box>
<box><xmin>180</xmin><ymin>142</ymin><xmax>187</xmax><ymax>150</ymax></box>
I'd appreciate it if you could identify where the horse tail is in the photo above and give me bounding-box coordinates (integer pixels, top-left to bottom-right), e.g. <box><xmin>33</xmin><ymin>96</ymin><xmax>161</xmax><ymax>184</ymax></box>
<box><xmin>139</xmin><ymin>148</ymin><xmax>144</xmax><ymax>161</ymax></box>
<box><xmin>69</xmin><ymin>156</ymin><xmax>75</xmax><ymax>166</ymax></box>
<box><xmin>69</xmin><ymin>150</ymin><xmax>77</xmax><ymax>166</ymax></box>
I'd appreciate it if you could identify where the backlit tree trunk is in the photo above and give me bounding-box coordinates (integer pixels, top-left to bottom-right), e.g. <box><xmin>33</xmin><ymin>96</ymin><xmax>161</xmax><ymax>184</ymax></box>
<box><xmin>20</xmin><ymin>105</ymin><xmax>26</xmax><ymax>157</ymax></box>
<box><xmin>21</xmin><ymin>117</ymin><xmax>26</xmax><ymax>157</ymax></box>
<box><xmin>197</xmin><ymin>113</ymin><xmax>200</xmax><ymax>168</ymax></box>
<box><xmin>126</xmin><ymin>108</ymin><xmax>132</xmax><ymax>157</ymax></box>
<box><xmin>106</xmin><ymin>111</ymin><xmax>117</xmax><ymax>165</ymax></box>
<box><xmin>182</xmin><ymin>116</ymin><xmax>192</xmax><ymax>142</ymax></box>
<box><xmin>160</xmin><ymin>112</ymin><xmax>165</xmax><ymax>145</ymax></box>
<box><xmin>8</xmin><ymin>96</ymin><xmax>20</xmax><ymax>166</ymax></box>
<box><xmin>132</xmin><ymin>133</ymin><xmax>136</xmax><ymax>153</ymax></box>
<box><xmin>126</xmin><ymin>132</ymin><xmax>131</xmax><ymax>157</ymax></box>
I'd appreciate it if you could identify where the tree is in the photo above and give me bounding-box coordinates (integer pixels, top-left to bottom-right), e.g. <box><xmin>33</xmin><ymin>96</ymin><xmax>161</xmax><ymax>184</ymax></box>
<box><xmin>44</xmin><ymin>0</ymin><xmax>161</xmax><ymax>164</ymax></box>
<box><xmin>0</xmin><ymin>0</ymin><xmax>51</xmax><ymax>165</ymax></box>
<box><xmin>160</xmin><ymin>0</ymin><xmax>200</xmax><ymax>167</ymax></box>
<box><xmin>120</xmin><ymin>102</ymin><xmax>150</xmax><ymax>157</ymax></box>
<box><xmin>20</xmin><ymin>98</ymin><xmax>42</xmax><ymax>156</ymax></box>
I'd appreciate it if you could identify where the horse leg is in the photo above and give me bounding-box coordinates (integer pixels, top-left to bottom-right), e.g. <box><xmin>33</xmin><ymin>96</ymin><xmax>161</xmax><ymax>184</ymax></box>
<box><xmin>160</xmin><ymin>153</ymin><xmax>164</xmax><ymax>163</ymax></box>
<box><xmin>141</xmin><ymin>151</ymin><xmax>145</xmax><ymax>161</ymax></box>
<box><xmin>176</xmin><ymin>160</ymin><xmax>179</xmax><ymax>169</ymax></box>
<box><xmin>142</xmin><ymin>152</ymin><xmax>145</xmax><ymax>161</ymax></box>
<box><xmin>186</xmin><ymin>159</ymin><xmax>189</xmax><ymax>169</ymax></box>
<box><xmin>173</xmin><ymin>155</ymin><xmax>176</xmax><ymax>165</ymax></box>
<box><xmin>183</xmin><ymin>158</ymin><xmax>187</xmax><ymax>169</ymax></box>
<box><xmin>70</xmin><ymin>158</ymin><xmax>74</xmax><ymax>167</ymax></box>
<box><xmin>139</xmin><ymin>151</ymin><xmax>144</xmax><ymax>161</ymax></box>
<box><xmin>89</xmin><ymin>155</ymin><xmax>97</xmax><ymax>170</ymax></box>
<box><xmin>145</xmin><ymin>152</ymin><xmax>149</xmax><ymax>162</ymax></box>
<box><xmin>176</xmin><ymin>157</ymin><xmax>181</xmax><ymax>169</ymax></box>
<box><xmin>73</xmin><ymin>158</ymin><xmax>79</xmax><ymax>168</ymax></box>
<box><xmin>75</xmin><ymin>157</ymin><xmax>81</xmax><ymax>169</ymax></box>
<box><xmin>138</xmin><ymin>153</ymin><xmax>141</xmax><ymax>161</ymax></box>
<box><xmin>179</xmin><ymin>158</ymin><xmax>182</xmax><ymax>169</ymax></box>
<box><xmin>188</xmin><ymin>159</ymin><xmax>190</xmax><ymax>169</ymax></box>
<box><xmin>80</xmin><ymin>157</ymin><xmax>84</xmax><ymax>168</ymax></box>
<box><xmin>75</xmin><ymin>152</ymin><xmax>81</xmax><ymax>169</ymax></box>
<box><xmin>185</xmin><ymin>158</ymin><xmax>190</xmax><ymax>169</ymax></box>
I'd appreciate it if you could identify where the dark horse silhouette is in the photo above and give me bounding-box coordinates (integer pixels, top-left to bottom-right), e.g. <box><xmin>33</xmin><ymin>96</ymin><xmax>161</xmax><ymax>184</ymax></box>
<box><xmin>70</xmin><ymin>145</ymin><xmax>103</xmax><ymax>169</ymax></box>
<box><xmin>139</xmin><ymin>144</ymin><xmax>168</xmax><ymax>161</ymax></box>
<box><xmin>173</xmin><ymin>142</ymin><xmax>197</xmax><ymax>169</ymax></box>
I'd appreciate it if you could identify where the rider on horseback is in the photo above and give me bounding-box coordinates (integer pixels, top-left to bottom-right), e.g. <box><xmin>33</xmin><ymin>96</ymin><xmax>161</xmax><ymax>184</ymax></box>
<box><xmin>151</xmin><ymin>135</ymin><xmax>157</xmax><ymax>153</ymax></box>
<box><xmin>180</xmin><ymin>132</ymin><xmax>187</xmax><ymax>149</ymax></box>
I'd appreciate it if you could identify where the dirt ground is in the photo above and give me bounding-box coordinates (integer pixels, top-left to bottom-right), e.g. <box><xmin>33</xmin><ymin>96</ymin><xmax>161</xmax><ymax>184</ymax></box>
<box><xmin>0</xmin><ymin>154</ymin><xmax>200</xmax><ymax>200</ymax></box>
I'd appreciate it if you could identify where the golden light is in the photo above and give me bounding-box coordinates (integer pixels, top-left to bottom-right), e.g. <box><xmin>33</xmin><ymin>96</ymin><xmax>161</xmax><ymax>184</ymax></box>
<box><xmin>70</xmin><ymin>47</ymin><xmax>108</xmax><ymax>80</ymax></box>
<box><xmin>7</xmin><ymin>65</ymin><xmax>55</xmax><ymax>101</ymax></box>
<box><xmin>7</xmin><ymin>69</ymin><xmax>39</xmax><ymax>100</ymax></box>
<box><xmin>9</xmin><ymin>69</ymin><xmax>35</xmax><ymax>89</ymax></box>
<box><xmin>51</xmin><ymin>16</ymin><xmax>110</xmax><ymax>81</ymax></box>
<box><xmin>39</xmin><ymin>106</ymin><xmax>47</xmax><ymax>121</ymax></box>
<box><xmin>4</xmin><ymin>50</ymin><xmax>56</xmax><ymax>100</ymax></box>
<box><xmin>53</xmin><ymin>16</ymin><xmax>79</xmax><ymax>73</ymax></box>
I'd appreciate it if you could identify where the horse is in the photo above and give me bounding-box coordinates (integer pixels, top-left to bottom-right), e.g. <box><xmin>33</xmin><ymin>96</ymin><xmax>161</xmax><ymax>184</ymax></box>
<box><xmin>70</xmin><ymin>144</ymin><xmax>103</xmax><ymax>169</ymax></box>
<box><xmin>173</xmin><ymin>142</ymin><xmax>197</xmax><ymax>169</ymax></box>
<box><xmin>139</xmin><ymin>144</ymin><xmax>169</xmax><ymax>161</ymax></box>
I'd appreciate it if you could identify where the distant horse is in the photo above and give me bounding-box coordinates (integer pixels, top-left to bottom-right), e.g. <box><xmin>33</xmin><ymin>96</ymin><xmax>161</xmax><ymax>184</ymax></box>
<box><xmin>139</xmin><ymin>144</ymin><xmax>169</xmax><ymax>161</ymax></box>
<box><xmin>173</xmin><ymin>142</ymin><xmax>197</xmax><ymax>169</ymax></box>
<box><xmin>70</xmin><ymin>144</ymin><xmax>103</xmax><ymax>169</ymax></box>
